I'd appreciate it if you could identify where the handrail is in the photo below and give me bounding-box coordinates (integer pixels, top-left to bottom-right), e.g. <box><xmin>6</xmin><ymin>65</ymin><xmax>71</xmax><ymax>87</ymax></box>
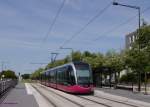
<box><xmin>0</xmin><ymin>79</ymin><xmax>18</xmax><ymax>97</ymax></box>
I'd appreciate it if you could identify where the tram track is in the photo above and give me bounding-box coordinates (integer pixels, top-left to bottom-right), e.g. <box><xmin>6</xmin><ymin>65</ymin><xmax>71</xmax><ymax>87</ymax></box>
<box><xmin>39</xmin><ymin>85</ymin><xmax>84</xmax><ymax>107</ymax></box>
<box><xmin>32</xmin><ymin>84</ymin><xmax>84</xmax><ymax>107</ymax></box>
<box><xmin>31</xmin><ymin>84</ymin><xmax>57</xmax><ymax>107</ymax></box>
<box><xmin>77</xmin><ymin>95</ymin><xmax>142</xmax><ymax>107</ymax></box>
<box><xmin>38</xmin><ymin>84</ymin><xmax>112</xmax><ymax>107</ymax></box>
<box><xmin>93</xmin><ymin>95</ymin><xmax>141</xmax><ymax>107</ymax></box>
<box><xmin>77</xmin><ymin>95</ymin><xmax>112</xmax><ymax>107</ymax></box>
<box><xmin>34</xmin><ymin>83</ymin><xmax>147</xmax><ymax>107</ymax></box>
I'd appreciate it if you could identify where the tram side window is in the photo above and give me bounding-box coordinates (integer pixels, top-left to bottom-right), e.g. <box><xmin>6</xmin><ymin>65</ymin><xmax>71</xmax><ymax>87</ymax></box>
<box><xmin>51</xmin><ymin>70</ymin><xmax>55</xmax><ymax>83</ymax></box>
<box><xmin>45</xmin><ymin>72</ymin><xmax>49</xmax><ymax>82</ymax></box>
<box><xmin>45</xmin><ymin>72</ymin><xmax>47</xmax><ymax>81</ymax></box>
<box><xmin>63</xmin><ymin>67</ymin><xmax>69</xmax><ymax>85</ymax></box>
<box><xmin>57</xmin><ymin>67</ymin><xmax>67</xmax><ymax>85</ymax></box>
<box><xmin>45</xmin><ymin>73</ymin><xmax>47</xmax><ymax>81</ymax></box>
<box><xmin>57</xmin><ymin>68</ymin><xmax>62</xmax><ymax>84</ymax></box>
<box><xmin>48</xmin><ymin>71</ymin><xmax>51</xmax><ymax>82</ymax></box>
<box><xmin>54</xmin><ymin>70</ymin><xmax>57</xmax><ymax>83</ymax></box>
<box><xmin>57</xmin><ymin>66</ymin><xmax>75</xmax><ymax>86</ymax></box>
<box><xmin>68</xmin><ymin>66</ymin><xmax>76</xmax><ymax>85</ymax></box>
<box><xmin>49</xmin><ymin>71</ymin><xmax>51</xmax><ymax>82</ymax></box>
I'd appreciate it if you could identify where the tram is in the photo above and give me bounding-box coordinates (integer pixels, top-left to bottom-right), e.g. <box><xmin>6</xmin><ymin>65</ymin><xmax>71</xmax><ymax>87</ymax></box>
<box><xmin>40</xmin><ymin>61</ymin><xmax>94</xmax><ymax>94</ymax></box>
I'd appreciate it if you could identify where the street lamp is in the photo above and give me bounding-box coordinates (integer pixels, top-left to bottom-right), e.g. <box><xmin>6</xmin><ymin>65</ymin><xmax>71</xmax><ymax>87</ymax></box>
<box><xmin>1</xmin><ymin>61</ymin><xmax>9</xmax><ymax>72</ymax></box>
<box><xmin>2</xmin><ymin>75</ymin><xmax>5</xmax><ymax>80</ymax></box>
<box><xmin>113</xmin><ymin>1</ymin><xmax>141</xmax><ymax>92</ymax></box>
<box><xmin>60</xmin><ymin>47</ymin><xmax>73</xmax><ymax>62</ymax></box>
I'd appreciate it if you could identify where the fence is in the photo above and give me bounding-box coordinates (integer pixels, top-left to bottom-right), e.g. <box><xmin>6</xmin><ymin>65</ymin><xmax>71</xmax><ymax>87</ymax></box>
<box><xmin>0</xmin><ymin>79</ymin><xmax>18</xmax><ymax>97</ymax></box>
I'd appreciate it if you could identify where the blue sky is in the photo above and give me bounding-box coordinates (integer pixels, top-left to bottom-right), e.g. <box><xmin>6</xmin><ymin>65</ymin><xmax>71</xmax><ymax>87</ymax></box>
<box><xmin>0</xmin><ymin>0</ymin><xmax>150</xmax><ymax>74</ymax></box>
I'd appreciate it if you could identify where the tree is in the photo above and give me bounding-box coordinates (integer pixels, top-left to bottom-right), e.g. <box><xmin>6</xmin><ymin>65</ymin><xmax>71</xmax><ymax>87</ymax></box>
<box><xmin>119</xmin><ymin>72</ymin><xmax>137</xmax><ymax>83</ymax></box>
<box><xmin>124</xmin><ymin>25</ymin><xmax>150</xmax><ymax>92</ymax></box>
<box><xmin>30</xmin><ymin>68</ymin><xmax>44</xmax><ymax>80</ymax></box>
<box><xmin>0</xmin><ymin>70</ymin><xmax>17</xmax><ymax>79</ymax></box>
<box><xmin>103</xmin><ymin>50</ymin><xmax>125</xmax><ymax>85</ymax></box>
<box><xmin>138</xmin><ymin>26</ymin><xmax>150</xmax><ymax>49</ymax></box>
<box><xmin>82</xmin><ymin>51</ymin><xmax>97</xmax><ymax>58</ymax></box>
<box><xmin>22</xmin><ymin>74</ymin><xmax>30</xmax><ymax>79</ymax></box>
<box><xmin>72</xmin><ymin>51</ymin><xmax>82</xmax><ymax>61</ymax></box>
<box><xmin>104</xmin><ymin>50</ymin><xmax>125</xmax><ymax>73</ymax></box>
<box><xmin>83</xmin><ymin>52</ymin><xmax>104</xmax><ymax>71</ymax></box>
<box><xmin>45</xmin><ymin>59</ymin><xmax>66</xmax><ymax>70</ymax></box>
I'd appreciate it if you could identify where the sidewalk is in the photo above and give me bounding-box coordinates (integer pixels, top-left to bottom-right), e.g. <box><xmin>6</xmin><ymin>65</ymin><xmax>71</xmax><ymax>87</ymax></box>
<box><xmin>0</xmin><ymin>82</ymin><xmax>39</xmax><ymax>107</ymax></box>
<box><xmin>95</xmin><ymin>87</ymin><xmax>150</xmax><ymax>103</ymax></box>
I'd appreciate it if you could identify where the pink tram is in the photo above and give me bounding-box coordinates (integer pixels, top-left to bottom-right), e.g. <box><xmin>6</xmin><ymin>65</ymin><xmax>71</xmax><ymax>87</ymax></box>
<box><xmin>40</xmin><ymin>62</ymin><xmax>94</xmax><ymax>94</ymax></box>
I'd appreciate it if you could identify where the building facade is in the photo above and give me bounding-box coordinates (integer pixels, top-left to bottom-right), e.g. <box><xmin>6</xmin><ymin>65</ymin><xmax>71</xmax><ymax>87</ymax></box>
<box><xmin>125</xmin><ymin>24</ymin><xmax>149</xmax><ymax>49</ymax></box>
<box><xmin>125</xmin><ymin>31</ymin><xmax>138</xmax><ymax>49</ymax></box>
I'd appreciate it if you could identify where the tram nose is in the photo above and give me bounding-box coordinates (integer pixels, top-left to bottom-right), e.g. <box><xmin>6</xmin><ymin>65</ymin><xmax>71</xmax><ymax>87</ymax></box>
<box><xmin>80</xmin><ymin>84</ymin><xmax>90</xmax><ymax>88</ymax></box>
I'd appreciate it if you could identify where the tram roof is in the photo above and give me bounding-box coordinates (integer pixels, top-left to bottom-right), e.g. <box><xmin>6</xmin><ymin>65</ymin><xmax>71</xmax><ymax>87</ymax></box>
<box><xmin>42</xmin><ymin>61</ymin><xmax>89</xmax><ymax>73</ymax></box>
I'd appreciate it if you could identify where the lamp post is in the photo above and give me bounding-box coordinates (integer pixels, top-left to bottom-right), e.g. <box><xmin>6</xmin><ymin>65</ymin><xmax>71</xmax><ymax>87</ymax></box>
<box><xmin>1</xmin><ymin>61</ymin><xmax>8</xmax><ymax>72</ymax></box>
<box><xmin>60</xmin><ymin>47</ymin><xmax>73</xmax><ymax>62</ymax></box>
<box><xmin>113</xmin><ymin>1</ymin><xmax>141</xmax><ymax>92</ymax></box>
<box><xmin>2</xmin><ymin>75</ymin><xmax>5</xmax><ymax>80</ymax></box>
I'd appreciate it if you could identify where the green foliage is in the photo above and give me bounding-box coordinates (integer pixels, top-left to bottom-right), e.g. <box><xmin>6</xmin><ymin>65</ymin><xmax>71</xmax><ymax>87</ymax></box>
<box><xmin>119</xmin><ymin>72</ymin><xmax>137</xmax><ymax>83</ymax></box>
<box><xmin>104</xmin><ymin>50</ymin><xmax>125</xmax><ymax>72</ymax></box>
<box><xmin>0</xmin><ymin>70</ymin><xmax>17</xmax><ymax>79</ymax></box>
<box><xmin>83</xmin><ymin>53</ymin><xmax>104</xmax><ymax>70</ymax></box>
<box><xmin>45</xmin><ymin>59</ymin><xmax>66</xmax><ymax>70</ymax></box>
<box><xmin>22</xmin><ymin>74</ymin><xmax>30</xmax><ymax>79</ymax></box>
<box><xmin>72</xmin><ymin>51</ymin><xmax>82</xmax><ymax>61</ymax></box>
<box><xmin>30</xmin><ymin>68</ymin><xmax>44</xmax><ymax>79</ymax></box>
<box><xmin>82</xmin><ymin>51</ymin><xmax>98</xmax><ymax>58</ymax></box>
<box><xmin>138</xmin><ymin>26</ymin><xmax>150</xmax><ymax>49</ymax></box>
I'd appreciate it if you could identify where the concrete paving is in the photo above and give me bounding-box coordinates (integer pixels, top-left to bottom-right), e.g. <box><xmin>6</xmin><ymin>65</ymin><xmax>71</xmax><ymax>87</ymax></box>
<box><xmin>95</xmin><ymin>87</ymin><xmax>150</xmax><ymax>103</ymax></box>
<box><xmin>0</xmin><ymin>82</ymin><xmax>39</xmax><ymax>107</ymax></box>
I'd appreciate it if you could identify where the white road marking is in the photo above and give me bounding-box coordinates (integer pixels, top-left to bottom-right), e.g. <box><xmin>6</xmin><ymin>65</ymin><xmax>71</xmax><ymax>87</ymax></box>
<box><xmin>25</xmin><ymin>83</ymin><xmax>53</xmax><ymax>107</ymax></box>
<box><xmin>25</xmin><ymin>83</ymin><xmax>33</xmax><ymax>95</ymax></box>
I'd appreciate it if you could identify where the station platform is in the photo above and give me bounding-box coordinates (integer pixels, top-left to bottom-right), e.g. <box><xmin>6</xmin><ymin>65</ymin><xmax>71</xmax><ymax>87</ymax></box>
<box><xmin>0</xmin><ymin>82</ymin><xmax>39</xmax><ymax>107</ymax></box>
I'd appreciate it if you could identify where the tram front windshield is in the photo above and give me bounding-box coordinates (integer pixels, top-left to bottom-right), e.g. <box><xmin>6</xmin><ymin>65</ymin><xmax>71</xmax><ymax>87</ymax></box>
<box><xmin>75</xmin><ymin>64</ymin><xmax>92</xmax><ymax>85</ymax></box>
